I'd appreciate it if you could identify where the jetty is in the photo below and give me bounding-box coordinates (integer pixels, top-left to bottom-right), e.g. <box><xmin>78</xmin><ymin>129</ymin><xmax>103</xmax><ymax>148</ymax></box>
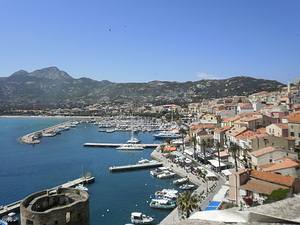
<box><xmin>83</xmin><ymin>143</ymin><xmax>160</xmax><ymax>148</ymax></box>
<box><xmin>109</xmin><ymin>161</ymin><xmax>163</xmax><ymax>172</ymax></box>
<box><xmin>20</xmin><ymin>121</ymin><xmax>78</xmax><ymax>144</ymax></box>
<box><xmin>0</xmin><ymin>176</ymin><xmax>95</xmax><ymax>217</ymax></box>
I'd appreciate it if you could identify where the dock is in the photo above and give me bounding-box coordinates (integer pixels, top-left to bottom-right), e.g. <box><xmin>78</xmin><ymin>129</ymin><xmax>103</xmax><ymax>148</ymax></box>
<box><xmin>0</xmin><ymin>176</ymin><xmax>95</xmax><ymax>217</ymax></box>
<box><xmin>83</xmin><ymin>143</ymin><xmax>159</xmax><ymax>148</ymax></box>
<box><xmin>109</xmin><ymin>161</ymin><xmax>163</xmax><ymax>172</ymax></box>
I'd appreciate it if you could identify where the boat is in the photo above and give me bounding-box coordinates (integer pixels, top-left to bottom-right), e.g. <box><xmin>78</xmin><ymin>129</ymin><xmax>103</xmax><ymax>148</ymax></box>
<box><xmin>130</xmin><ymin>212</ymin><xmax>154</xmax><ymax>224</ymax></box>
<box><xmin>42</xmin><ymin>131</ymin><xmax>57</xmax><ymax>137</ymax></box>
<box><xmin>156</xmin><ymin>171</ymin><xmax>176</xmax><ymax>179</ymax></box>
<box><xmin>155</xmin><ymin>189</ymin><xmax>178</xmax><ymax>200</ymax></box>
<box><xmin>74</xmin><ymin>184</ymin><xmax>88</xmax><ymax>192</ymax></box>
<box><xmin>179</xmin><ymin>184</ymin><xmax>196</xmax><ymax>190</ymax></box>
<box><xmin>138</xmin><ymin>159</ymin><xmax>150</xmax><ymax>164</ymax></box>
<box><xmin>127</xmin><ymin>130</ymin><xmax>141</xmax><ymax>144</ymax></box>
<box><xmin>149</xmin><ymin>199</ymin><xmax>176</xmax><ymax>209</ymax></box>
<box><xmin>106</xmin><ymin>128</ymin><xmax>115</xmax><ymax>133</ymax></box>
<box><xmin>150</xmin><ymin>167</ymin><xmax>169</xmax><ymax>177</ymax></box>
<box><xmin>1</xmin><ymin>212</ymin><xmax>18</xmax><ymax>225</ymax></box>
<box><xmin>153</xmin><ymin>131</ymin><xmax>180</xmax><ymax>139</ymax></box>
<box><xmin>116</xmin><ymin>144</ymin><xmax>144</xmax><ymax>151</ymax></box>
<box><xmin>173</xmin><ymin>177</ymin><xmax>189</xmax><ymax>185</ymax></box>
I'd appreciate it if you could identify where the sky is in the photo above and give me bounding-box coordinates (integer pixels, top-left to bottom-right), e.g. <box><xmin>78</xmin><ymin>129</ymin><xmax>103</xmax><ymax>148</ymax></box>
<box><xmin>0</xmin><ymin>0</ymin><xmax>299</xmax><ymax>83</ymax></box>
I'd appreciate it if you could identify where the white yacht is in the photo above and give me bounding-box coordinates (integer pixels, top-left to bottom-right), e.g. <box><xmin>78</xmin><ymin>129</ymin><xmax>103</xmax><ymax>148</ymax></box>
<box><xmin>130</xmin><ymin>212</ymin><xmax>154</xmax><ymax>224</ymax></box>
<box><xmin>149</xmin><ymin>199</ymin><xmax>176</xmax><ymax>209</ymax></box>
<box><xmin>150</xmin><ymin>167</ymin><xmax>169</xmax><ymax>177</ymax></box>
<box><xmin>1</xmin><ymin>212</ymin><xmax>18</xmax><ymax>224</ymax></box>
<box><xmin>127</xmin><ymin>131</ymin><xmax>141</xmax><ymax>144</ymax></box>
<box><xmin>155</xmin><ymin>189</ymin><xmax>178</xmax><ymax>200</ymax></box>
<box><xmin>153</xmin><ymin>131</ymin><xmax>180</xmax><ymax>139</ymax></box>
<box><xmin>179</xmin><ymin>184</ymin><xmax>196</xmax><ymax>190</ymax></box>
<box><xmin>74</xmin><ymin>184</ymin><xmax>88</xmax><ymax>192</ymax></box>
<box><xmin>156</xmin><ymin>171</ymin><xmax>176</xmax><ymax>179</ymax></box>
<box><xmin>173</xmin><ymin>177</ymin><xmax>189</xmax><ymax>185</ymax></box>
<box><xmin>116</xmin><ymin>144</ymin><xmax>144</xmax><ymax>151</ymax></box>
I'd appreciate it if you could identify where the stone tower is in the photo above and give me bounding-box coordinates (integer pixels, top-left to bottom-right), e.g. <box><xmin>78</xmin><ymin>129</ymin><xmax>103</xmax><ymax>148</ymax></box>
<box><xmin>20</xmin><ymin>188</ymin><xmax>89</xmax><ymax>225</ymax></box>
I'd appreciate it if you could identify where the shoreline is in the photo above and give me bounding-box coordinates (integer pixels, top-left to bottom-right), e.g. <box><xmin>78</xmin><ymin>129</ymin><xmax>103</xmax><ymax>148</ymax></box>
<box><xmin>151</xmin><ymin>148</ymin><xmax>222</xmax><ymax>225</ymax></box>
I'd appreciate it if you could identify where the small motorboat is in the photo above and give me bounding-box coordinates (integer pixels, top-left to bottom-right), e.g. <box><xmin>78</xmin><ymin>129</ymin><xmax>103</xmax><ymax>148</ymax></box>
<box><xmin>1</xmin><ymin>212</ymin><xmax>18</xmax><ymax>225</ymax></box>
<box><xmin>130</xmin><ymin>212</ymin><xmax>154</xmax><ymax>224</ymax></box>
<box><xmin>156</xmin><ymin>171</ymin><xmax>176</xmax><ymax>179</ymax></box>
<box><xmin>149</xmin><ymin>199</ymin><xmax>176</xmax><ymax>209</ymax></box>
<box><xmin>74</xmin><ymin>184</ymin><xmax>88</xmax><ymax>192</ymax></box>
<box><xmin>173</xmin><ymin>177</ymin><xmax>189</xmax><ymax>185</ymax></box>
<box><xmin>179</xmin><ymin>184</ymin><xmax>196</xmax><ymax>190</ymax></box>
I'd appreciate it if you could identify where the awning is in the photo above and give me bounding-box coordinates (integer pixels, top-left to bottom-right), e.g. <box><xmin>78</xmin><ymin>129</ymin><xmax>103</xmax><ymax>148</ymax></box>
<box><xmin>208</xmin><ymin>159</ymin><xmax>226</xmax><ymax>168</ymax></box>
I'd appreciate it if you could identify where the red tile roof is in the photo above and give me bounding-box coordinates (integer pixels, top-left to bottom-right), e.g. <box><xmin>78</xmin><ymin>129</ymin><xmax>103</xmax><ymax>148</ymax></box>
<box><xmin>250</xmin><ymin>170</ymin><xmax>296</xmax><ymax>187</ymax></box>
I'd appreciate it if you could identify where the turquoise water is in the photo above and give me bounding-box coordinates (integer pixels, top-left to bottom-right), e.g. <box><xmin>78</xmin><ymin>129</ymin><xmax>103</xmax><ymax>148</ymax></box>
<box><xmin>0</xmin><ymin>118</ymin><xmax>177</xmax><ymax>225</ymax></box>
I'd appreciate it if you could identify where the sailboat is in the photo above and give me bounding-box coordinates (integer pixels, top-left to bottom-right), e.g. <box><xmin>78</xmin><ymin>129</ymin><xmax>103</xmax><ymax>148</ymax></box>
<box><xmin>127</xmin><ymin>130</ymin><xmax>141</xmax><ymax>144</ymax></box>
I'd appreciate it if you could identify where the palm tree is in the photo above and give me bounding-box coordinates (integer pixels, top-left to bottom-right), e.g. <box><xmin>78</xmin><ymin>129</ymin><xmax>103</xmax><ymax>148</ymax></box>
<box><xmin>191</xmin><ymin>134</ymin><xmax>197</xmax><ymax>159</ymax></box>
<box><xmin>179</xmin><ymin>127</ymin><xmax>187</xmax><ymax>152</ymax></box>
<box><xmin>200</xmin><ymin>139</ymin><xmax>207</xmax><ymax>164</ymax></box>
<box><xmin>197</xmin><ymin>169</ymin><xmax>208</xmax><ymax>195</ymax></box>
<box><xmin>229</xmin><ymin>142</ymin><xmax>239</xmax><ymax>172</ymax></box>
<box><xmin>177</xmin><ymin>191</ymin><xmax>199</xmax><ymax>219</ymax></box>
<box><xmin>215</xmin><ymin>140</ymin><xmax>221</xmax><ymax>173</ymax></box>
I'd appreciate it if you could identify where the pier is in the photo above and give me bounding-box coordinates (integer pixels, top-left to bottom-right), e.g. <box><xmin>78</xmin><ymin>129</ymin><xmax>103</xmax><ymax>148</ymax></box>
<box><xmin>0</xmin><ymin>176</ymin><xmax>95</xmax><ymax>217</ymax></box>
<box><xmin>20</xmin><ymin>121</ymin><xmax>79</xmax><ymax>144</ymax></box>
<box><xmin>83</xmin><ymin>142</ymin><xmax>160</xmax><ymax>148</ymax></box>
<box><xmin>109</xmin><ymin>161</ymin><xmax>163</xmax><ymax>172</ymax></box>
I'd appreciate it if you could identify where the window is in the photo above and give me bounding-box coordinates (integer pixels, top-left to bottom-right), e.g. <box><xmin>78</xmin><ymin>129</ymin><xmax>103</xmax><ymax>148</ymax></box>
<box><xmin>298</xmin><ymin>133</ymin><xmax>300</xmax><ymax>138</ymax></box>
<box><xmin>66</xmin><ymin>212</ymin><xmax>71</xmax><ymax>223</ymax></box>
<box><xmin>291</xmin><ymin>132</ymin><xmax>295</xmax><ymax>137</ymax></box>
<box><xmin>26</xmin><ymin>220</ymin><xmax>33</xmax><ymax>225</ymax></box>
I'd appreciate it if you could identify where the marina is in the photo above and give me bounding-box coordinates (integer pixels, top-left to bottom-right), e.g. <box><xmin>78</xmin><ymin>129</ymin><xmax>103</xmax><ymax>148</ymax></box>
<box><xmin>109</xmin><ymin>161</ymin><xmax>163</xmax><ymax>172</ymax></box>
<box><xmin>83</xmin><ymin>142</ymin><xmax>160</xmax><ymax>148</ymax></box>
<box><xmin>0</xmin><ymin>175</ymin><xmax>95</xmax><ymax>217</ymax></box>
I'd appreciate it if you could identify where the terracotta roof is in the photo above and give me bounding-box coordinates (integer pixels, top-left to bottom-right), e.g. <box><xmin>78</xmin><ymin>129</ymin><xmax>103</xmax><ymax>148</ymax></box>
<box><xmin>259</xmin><ymin>157</ymin><xmax>300</xmax><ymax>172</ymax></box>
<box><xmin>287</xmin><ymin>112</ymin><xmax>300</xmax><ymax>123</ymax></box>
<box><xmin>226</xmin><ymin>126</ymin><xmax>248</xmax><ymax>137</ymax></box>
<box><xmin>214</xmin><ymin>126</ymin><xmax>232</xmax><ymax>133</ymax></box>
<box><xmin>238</xmin><ymin>103</ymin><xmax>253</xmax><ymax>110</ymax></box>
<box><xmin>267</xmin><ymin>123</ymin><xmax>288</xmax><ymax>129</ymax></box>
<box><xmin>222</xmin><ymin>115</ymin><xmax>240</xmax><ymax>123</ymax></box>
<box><xmin>214</xmin><ymin>150</ymin><xmax>230</xmax><ymax>158</ymax></box>
<box><xmin>190</xmin><ymin>124</ymin><xmax>216</xmax><ymax>130</ymax></box>
<box><xmin>235</xmin><ymin>129</ymin><xmax>267</xmax><ymax>140</ymax></box>
<box><xmin>251</xmin><ymin>146</ymin><xmax>283</xmax><ymax>157</ymax></box>
<box><xmin>250</xmin><ymin>170</ymin><xmax>296</xmax><ymax>187</ymax></box>
<box><xmin>240</xmin><ymin>179</ymin><xmax>289</xmax><ymax>195</ymax></box>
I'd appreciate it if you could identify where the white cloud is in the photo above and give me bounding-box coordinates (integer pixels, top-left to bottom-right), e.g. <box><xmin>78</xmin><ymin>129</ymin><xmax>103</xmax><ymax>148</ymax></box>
<box><xmin>196</xmin><ymin>72</ymin><xmax>223</xmax><ymax>80</ymax></box>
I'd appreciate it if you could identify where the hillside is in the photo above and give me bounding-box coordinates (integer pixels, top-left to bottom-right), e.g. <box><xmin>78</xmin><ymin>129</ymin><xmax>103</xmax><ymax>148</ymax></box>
<box><xmin>0</xmin><ymin>67</ymin><xmax>284</xmax><ymax>109</ymax></box>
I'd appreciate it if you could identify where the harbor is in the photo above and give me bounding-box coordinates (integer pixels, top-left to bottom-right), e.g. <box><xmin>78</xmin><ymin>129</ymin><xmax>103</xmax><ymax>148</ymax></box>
<box><xmin>83</xmin><ymin>142</ymin><xmax>159</xmax><ymax>148</ymax></box>
<box><xmin>109</xmin><ymin>161</ymin><xmax>163</xmax><ymax>172</ymax></box>
<box><xmin>0</xmin><ymin>175</ymin><xmax>95</xmax><ymax>217</ymax></box>
<box><xmin>19</xmin><ymin>120</ymin><xmax>80</xmax><ymax>144</ymax></box>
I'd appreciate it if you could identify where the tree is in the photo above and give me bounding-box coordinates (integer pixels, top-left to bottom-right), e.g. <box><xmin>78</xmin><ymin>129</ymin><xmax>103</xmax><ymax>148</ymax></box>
<box><xmin>177</xmin><ymin>191</ymin><xmax>199</xmax><ymax>219</ymax></box>
<box><xmin>229</xmin><ymin>142</ymin><xmax>239</xmax><ymax>172</ymax></box>
<box><xmin>197</xmin><ymin>169</ymin><xmax>208</xmax><ymax>195</ymax></box>
<box><xmin>215</xmin><ymin>140</ymin><xmax>221</xmax><ymax>173</ymax></box>
<box><xmin>179</xmin><ymin>127</ymin><xmax>187</xmax><ymax>152</ymax></box>
<box><xmin>200</xmin><ymin>139</ymin><xmax>207</xmax><ymax>164</ymax></box>
<box><xmin>265</xmin><ymin>188</ymin><xmax>290</xmax><ymax>203</ymax></box>
<box><xmin>191</xmin><ymin>134</ymin><xmax>197</xmax><ymax>159</ymax></box>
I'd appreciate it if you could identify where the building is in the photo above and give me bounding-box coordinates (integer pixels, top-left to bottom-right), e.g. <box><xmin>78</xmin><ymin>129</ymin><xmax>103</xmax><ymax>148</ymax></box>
<box><xmin>249</xmin><ymin>146</ymin><xmax>298</xmax><ymax>168</ymax></box>
<box><xmin>287</xmin><ymin>112</ymin><xmax>300</xmax><ymax>146</ymax></box>
<box><xmin>237</xmin><ymin>103</ymin><xmax>254</xmax><ymax>114</ymax></box>
<box><xmin>266</xmin><ymin>123</ymin><xmax>289</xmax><ymax>137</ymax></box>
<box><xmin>20</xmin><ymin>188</ymin><xmax>89</xmax><ymax>225</ymax></box>
<box><xmin>259</xmin><ymin>157</ymin><xmax>300</xmax><ymax>177</ymax></box>
<box><xmin>228</xmin><ymin>169</ymin><xmax>300</xmax><ymax>206</ymax></box>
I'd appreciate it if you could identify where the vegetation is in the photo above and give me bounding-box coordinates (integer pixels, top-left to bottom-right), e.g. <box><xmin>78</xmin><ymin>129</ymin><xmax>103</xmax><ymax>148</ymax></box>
<box><xmin>177</xmin><ymin>191</ymin><xmax>199</xmax><ymax>219</ymax></box>
<box><xmin>229</xmin><ymin>142</ymin><xmax>239</xmax><ymax>172</ymax></box>
<box><xmin>0</xmin><ymin>66</ymin><xmax>284</xmax><ymax>109</ymax></box>
<box><xmin>200</xmin><ymin>139</ymin><xmax>207</xmax><ymax>164</ymax></box>
<box><xmin>265</xmin><ymin>189</ymin><xmax>290</xmax><ymax>203</ymax></box>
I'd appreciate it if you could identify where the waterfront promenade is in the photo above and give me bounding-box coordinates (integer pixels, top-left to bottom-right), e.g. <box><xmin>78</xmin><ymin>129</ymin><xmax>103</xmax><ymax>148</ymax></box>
<box><xmin>151</xmin><ymin>149</ymin><xmax>224</xmax><ymax>225</ymax></box>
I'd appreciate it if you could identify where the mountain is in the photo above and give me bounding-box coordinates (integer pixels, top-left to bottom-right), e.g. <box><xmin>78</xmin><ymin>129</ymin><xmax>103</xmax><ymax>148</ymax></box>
<box><xmin>0</xmin><ymin>67</ymin><xmax>284</xmax><ymax>109</ymax></box>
